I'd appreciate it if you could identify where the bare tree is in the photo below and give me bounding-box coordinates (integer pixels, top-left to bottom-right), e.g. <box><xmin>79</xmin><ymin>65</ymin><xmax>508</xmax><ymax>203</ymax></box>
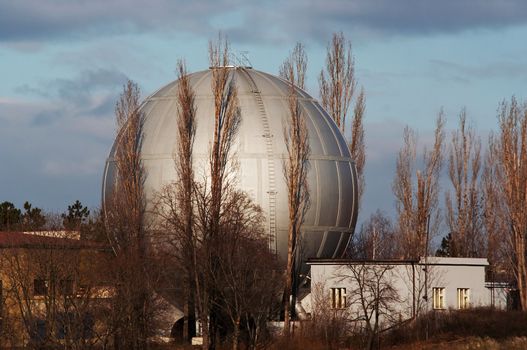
<box><xmin>201</xmin><ymin>34</ymin><xmax>242</xmax><ymax>349</ymax></box>
<box><xmin>350</xmin><ymin>88</ymin><xmax>366</xmax><ymax>203</ymax></box>
<box><xmin>352</xmin><ymin>210</ymin><xmax>396</xmax><ymax>260</ymax></box>
<box><xmin>341</xmin><ymin>263</ymin><xmax>400</xmax><ymax>350</ymax></box>
<box><xmin>158</xmin><ymin>36</ymin><xmax>269</xmax><ymax>349</ymax></box>
<box><xmin>279</xmin><ymin>42</ymin><xmax>308</xmax><ymax>90</ymax></box>
<box><xmin>482</xmin><ymin>133</ymin><xmax>508</xmax><ymax>273</ymax></box>
<box><xmin>208</xmin><ymin>35</ymin><xmax>241</xmax><ymax>231</ymax></box>
<box><xmin>282</xmin><ymin>61</ymin><xmax>310</xmax><ymax>335</ymax></box>
<box><xmin>175</xmin><ymin>59</ymin><xmax>198</xmax><ymax>342</ymax></box>
<box><xmin>319</xmin><ymin>32</ymin><xmax>356</xmax><ymax>132</ymax></box>
<box><xmin>152</xmin><ymin>59</ymin><xmax>199</xmax><ymax>343</ymax></box>
<box><xmin>175</xmin><ymin>59</ymin><xmax>198</xmax><ymax>341</ymax></box>
<box><xmin>484</xmin><ymin>97</ymin><xmax>527</xmax><ymax>309</ymax></box>
<box><xmin>106</xmin><ymin>80</ymin><xmax>145</xmax><ymax>253</ymax></box>
<box><xmin>104</xmin><ymin>80</ymin><xmax>153</xmax><ymax>349</ymax></box>
<box><xmin>304</xmin><ymin>282</ymin><xmax>350</xmax><ymax>350</ymax></box>
<box><xmin>445</xmin><ymin>109</ymin><xmax>484</xmax><ymax>257</ymax></box>
<box><xmin>393</xmin><ymin>114</ymin><xmax>445</xmax><ymax>259</ymax></box>
<box><xmin>319</xmin><ymin>32</ymin><xmax>366</xmax><ymax>205</ymax></box>
<box><xmin>208</xmin><ymin>190</ymin><xmax>281</xmax><ymax>350</ymax></box>
<box><xmin>0</xmin><ymin>234</ymin><xmax>113</xmax><ymax>349</ymax></box>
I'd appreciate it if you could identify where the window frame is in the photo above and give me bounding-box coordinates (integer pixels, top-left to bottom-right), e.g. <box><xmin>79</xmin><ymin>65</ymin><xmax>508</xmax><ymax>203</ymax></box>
<box><xmin>457</xmin><ymin>288</ymin><xmax>470</xmax><ymax>309</ymax></box>
<box><xmin>330</xmin><ymin>287</ymin><xmax>347</xmax><ymax>309</ymax></box>
<box><xmin>432</xmin><ymin>287</ymin><xmax>445</xmax><ymax>310</ymax></box>
<box><xmin>33</xmin><ymin>279</ymin><xmax>48</xmax><ymax>297</ymax></box>
<box><xmin>0</xmin><ymin>279</ymin><xmax>3</xmax><ymax>319</ymax></box>
<box><xmin>59</xmin><ymin>279</ymin><xmax>74</xmax><ymax>296</ymax></box>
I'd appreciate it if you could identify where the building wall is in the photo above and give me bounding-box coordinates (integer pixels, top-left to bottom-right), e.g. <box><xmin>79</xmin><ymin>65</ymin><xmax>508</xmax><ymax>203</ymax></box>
<box><xmin>487</xmin><ymin>282</ymin><xmax>510</xmax><ymax>310</ymax></box>
<box><xmin>0</xmin><ymin>244</ymin><xmax>113</xmax><ymax>347</ymax></box>
<box><xmin>427</xmin><ymin>258</ymin><xmax>488</xmax><ymax>309</ymax></box>
<box><xmin>307</xmin><ymin>257</ymin><xmax>494</xmax><ymax>328</ymax></box>
<box><xmin>309</xmin><ymin>261</ymin><xmax>419</xmax><ymax>322</ymax></box>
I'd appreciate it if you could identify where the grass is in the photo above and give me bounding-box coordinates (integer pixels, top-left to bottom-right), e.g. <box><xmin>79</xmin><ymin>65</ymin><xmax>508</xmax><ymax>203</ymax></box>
<box><xmin>385</xmin><ymin>308</ymin><xmax>527</xmax><ymax>349</ymax></box>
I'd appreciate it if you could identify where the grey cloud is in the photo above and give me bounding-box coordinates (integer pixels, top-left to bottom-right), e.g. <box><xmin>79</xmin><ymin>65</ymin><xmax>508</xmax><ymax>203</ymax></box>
<box><xmin>8</xmin><ymin>69</ymin><xmax>126</xmax><ymax>128</ymax></box>
<box><xmin>290</xmin><ymin>0</ymin><xmax>527</xmax><ymax>41</ymax></box>
<box><xmin>0</xmin><ymin>117</ymin><xmax>108</xmax><ymax>211</ymax></box>
<box><xmin>87</xmin><ymin>95</ymin><xmax>118</xmax><ymax>117</ymax></box>
<box><xmin>15</xmin><ymin>84</ymin><xmax>51</xmax><ymax>98</ymax></box>
<box><xmin>52</xmin><ymin>69</ymin><xmax>128</xmax><ymax>105</ymax></box>
<box><xmin>3</xmin><ymin>0</ymin><xmax>527</xmax><ymax>45</ymax></box>
<box><xmin>225</xmin><ymin>0</ymin><xmax>527</xmax><ymax>44</ymax></box>
<box><xmin>32</xmin><ymin>109</ymin><xmax>64</xmax><ymax>126</ymax></box>
<box><xmin>430</xmin><ymin>59</ymin><xmax>527</xmax><ymax>81</ymax></box>
<box><xmin>17</xmin><ymin>68</ymin><xmax>127</xmax><ymax>108</ymax></box>
<box><xmin>0</xmin><ymin>99</ymin><xmax>49</xmax><ymax>126</ymax></box>
<box><xmin>0</xmin><ymin>0</ymin><xmax>240</xmax><ymax>42</ymax></box>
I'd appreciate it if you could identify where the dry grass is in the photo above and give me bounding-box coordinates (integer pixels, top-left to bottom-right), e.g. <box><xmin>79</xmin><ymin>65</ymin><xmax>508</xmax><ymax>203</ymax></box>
<box><xmin>389</xmin><ymin>336</ymin><xmax>527</xmax><ymax>350</ymax></box>
<box><xmin>386</xmin><ymin>308</ymin><xmax>527</xmax><ymax>349</ymax></box>
<box><xmin>140</xmin><ymin>309</ymin><xmax>527</xmax><ymax>349</ymax></box>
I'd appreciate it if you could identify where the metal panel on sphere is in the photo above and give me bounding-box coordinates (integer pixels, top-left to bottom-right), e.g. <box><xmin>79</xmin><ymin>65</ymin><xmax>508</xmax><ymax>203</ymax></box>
<box><xmin>102</xmin><ymin>67</ymin><xmax>358</xmax><ymax>265</ymax></box>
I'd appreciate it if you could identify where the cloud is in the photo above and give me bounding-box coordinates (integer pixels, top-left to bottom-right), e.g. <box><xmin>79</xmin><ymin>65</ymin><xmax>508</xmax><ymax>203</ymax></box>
<box><xmin>360</xmin><ymin>119</ymin><xmax>404</xmax><ymax>221</ymax></box>
<box><xmin>0</xmin><ymin>96</ymin><xmax>24</xmax><ymax>104</ymax></box>
<box><xmin>32</xmin><ymin>109</ymin><xmax>65</xmax><ymax>126</ymax></box>
<box><xmin>52</xmin><ymin>69</ymin><xmax>128</xmax><ymax>106</ymax></box>
<box><xmin>42</xmin><ymin>157</ymin><xmax>103</xmax><ymax>176</ymax></box>
<box><xmin>0</xmin><ymin>0</ymin><xmax>239</xmax><ymax>42</ymax></box>
<box><xmin>17</xmin><ymin>68</ymin><xmax>128</xmax><ymax>105</ymax></box>
<box><xmin>206</xmin><ymin>0</ymin><xmax>527</xmax><ymax>44</ymax></box>
<box><xmin>429</xmin><ymin>59</ymin><xmax>527</xmax><ymax>82</ymax></box>
<box><xmin>0</xmin><ymin>68</ymin><xmax>121</xmax><ymax>208</ymax></box>
<box><xmin>13</xmin><ymin>68</ymin><xmax>128</xmax><ymax>129</ymax></box>
<box><xmin>0</xmin><ymin>94</ymin><xmax>113</xmax><ymax>210</ymax></box>
<box><xmin>0</xmin><ymin>98</ymin><xmax>49</xmax><ymax>125</ymax></box>
<box><xmin>2</xmin><ymin>0</ymin><xmax>527</xmax><ymax>46</ymax></box>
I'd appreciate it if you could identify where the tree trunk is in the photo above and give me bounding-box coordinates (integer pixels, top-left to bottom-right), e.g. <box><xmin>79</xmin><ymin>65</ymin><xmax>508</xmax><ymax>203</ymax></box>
<box><xmin>186</xmin><ymin>276</ymin><xmax>197</xmax><ymax>341</ymax></box>
<box><xmin>283</xmin><ymin>224</ymin><xmax>295</xmax><ymax>335</ymax></box>
<box><xmin>516</xmin><ymin>227</ymin><xmax>527</xmax><ymax>310</ymax></box>
<box><xmin>232</xmin><ymin>316</ymin><xmax>240</xmax><ymax>350</ymax></box>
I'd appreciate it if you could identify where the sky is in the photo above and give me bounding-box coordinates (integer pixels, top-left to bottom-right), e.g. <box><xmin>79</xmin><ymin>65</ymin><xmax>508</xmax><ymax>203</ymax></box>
<box><xmin>1</xmin><ymin>0</ymin><xmax>527</xmax><ymax>226</ymax></box>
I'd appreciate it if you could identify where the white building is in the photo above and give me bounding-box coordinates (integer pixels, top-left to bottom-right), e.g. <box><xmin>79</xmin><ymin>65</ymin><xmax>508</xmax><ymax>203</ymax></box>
<box><xmin>303</xmin><ymin>257</ymin><xmax>508</xmax><ymax>327</ymax></box>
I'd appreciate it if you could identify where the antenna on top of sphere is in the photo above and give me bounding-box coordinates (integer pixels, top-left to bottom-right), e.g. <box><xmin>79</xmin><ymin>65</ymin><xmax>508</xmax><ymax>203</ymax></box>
<box><xmin>230</xmin><ymin>50</ymin><xmax>252</xmax><ymax>69</ymax></box>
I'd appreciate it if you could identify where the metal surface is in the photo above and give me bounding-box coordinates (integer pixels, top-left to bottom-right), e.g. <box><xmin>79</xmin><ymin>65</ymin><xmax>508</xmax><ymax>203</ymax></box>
<box><xmin>102</xmin><ymin>67</ymin><xmax>358</xmax><ymax>265</ymax></box>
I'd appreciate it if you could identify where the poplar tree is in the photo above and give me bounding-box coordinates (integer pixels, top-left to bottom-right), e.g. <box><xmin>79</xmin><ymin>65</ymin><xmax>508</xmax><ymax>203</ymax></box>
<box><xmin>281</xmin><ymin>51</ymin><xmax>310</xmax><ymax>335</ymax></box>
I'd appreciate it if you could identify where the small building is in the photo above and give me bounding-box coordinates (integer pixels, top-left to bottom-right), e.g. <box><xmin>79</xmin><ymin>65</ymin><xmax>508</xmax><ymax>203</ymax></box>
<box><xmin>0</xmin><ymin>231</ymin><xmax>113</xmax><ymax>348</ymax></box>
<box><xmin>303</xmin><ymin>257</ymin><xmax>508</xmax><ymax>329</ymax></box>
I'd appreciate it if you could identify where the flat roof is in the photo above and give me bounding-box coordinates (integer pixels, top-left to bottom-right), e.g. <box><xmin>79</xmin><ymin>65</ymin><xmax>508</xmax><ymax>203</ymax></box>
<box><xmin>423</xmin><ymin>257</ymin><xmax>489</xmax><ymax>266</ymax></box>
<box><xmin>307</xmin><ymin>256</ymin><xmax>489</xmax><ymax>267</ymax></box>
<box><xmin>0</xmin><ymin>232</ymin><xmax>109</xmax><ymax>250</ymax></box>
<box><xmin>307</xmin><ymin>258</ymin><xmax>419</xmax><ymax>265</ymax></box>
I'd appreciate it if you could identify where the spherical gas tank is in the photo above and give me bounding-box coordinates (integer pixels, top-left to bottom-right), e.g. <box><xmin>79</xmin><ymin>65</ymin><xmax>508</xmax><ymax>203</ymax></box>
<box><xmin>102</xmin><ymin>67</ymin><xmax>358</xmax><ymax>264</ymax></box>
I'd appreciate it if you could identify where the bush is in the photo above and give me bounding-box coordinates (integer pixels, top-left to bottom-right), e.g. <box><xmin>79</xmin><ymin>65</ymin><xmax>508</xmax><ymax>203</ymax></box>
<box><xmin>385</xmin><ymin>308</ymin><xmax>527</xmax><ymax>346</ymax></box>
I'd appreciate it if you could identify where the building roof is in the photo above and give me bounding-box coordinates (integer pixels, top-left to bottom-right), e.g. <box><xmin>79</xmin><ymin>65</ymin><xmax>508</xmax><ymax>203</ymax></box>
<box><xmin>307</xmin><ymin>256</ymin><xmax>489</xmax><ymax>267</ymax></box>
<box><xmin>307</xmin><ymin>258</ymin><xmax>419</xmax><ymax>265</ymax></box>
<box><xmin>0</xmin><ymin>232</ymin><xmax>109</xmax><ymax>250</ymax></box>
<box><xmin>421</xmin><ymin>257</ymin><xmax>489</xmax><ymax>266</ymax></box>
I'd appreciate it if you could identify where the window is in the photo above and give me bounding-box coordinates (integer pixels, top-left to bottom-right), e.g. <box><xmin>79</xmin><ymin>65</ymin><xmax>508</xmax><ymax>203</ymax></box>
<box><xmin>30</xmin><ymin>319</ymin><xmax>46</xmax><ymax>342</ymax></box>
<box><xmin>330</xmin><ymin>288</ymin><xmax>346</xmax><ymax>309</ymax></box>
<box><xmin>34</xmin><ymin>279</ymin><xmax>48</xmax><ymax>296</ymax></box>
<box><xmin>432</xmin><ymin>287</ymin><xmax>445</xmax><ymax>309</ymax></box>
<box><xmin>56</xmin><ymin>312</ymin><xmax>93</xmax><ymax>340</ymax></box>
<box><xmin>457</xmin><ymin>288</ymin><xmax>470</xmax><ymax>309</ymax></box>
<box><xmin>59</xmin><ymin>279</ymin><xmax>74</xmax><ymax>295</ymax></box>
